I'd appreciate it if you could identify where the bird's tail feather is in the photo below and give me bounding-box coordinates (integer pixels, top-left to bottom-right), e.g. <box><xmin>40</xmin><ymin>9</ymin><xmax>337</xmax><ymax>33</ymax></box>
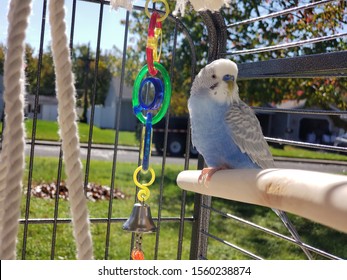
<box><xmin>272</xmin><ymin>208</ymin><xmax>313</xmax><ymax>259</ymax></box>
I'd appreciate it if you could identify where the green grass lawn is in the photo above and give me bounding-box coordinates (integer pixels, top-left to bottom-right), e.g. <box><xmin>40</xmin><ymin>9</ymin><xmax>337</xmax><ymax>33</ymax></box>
<box><xmin>270</xmin><ymin>145</ymin><xmax>347</xmax><ymax>161</ymax></box>
<box><xmin>1</xmin><ymin>120</ymin><xmax>346</xmax><ymax>259</ymax></box>
<box><xmin>17</xmin><ymin>157</ymin><xmax>347</xmax><ymax>260</ymax></box>
<box><xmin>23</xmin><ymin>119</ymin><xmax>138</xmax><ymax>146</ymax></box>
<box><xmin>19</xmin><ymin>158</ymin><xmax>193</xmax><ymax>260</ymax></box>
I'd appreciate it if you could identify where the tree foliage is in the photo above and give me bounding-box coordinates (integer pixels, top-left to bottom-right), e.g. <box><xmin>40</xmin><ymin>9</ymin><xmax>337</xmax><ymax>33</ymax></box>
<box><xmin>71</xmin><ymin>44</ymin><xmax>113</xmax><ymax>107</ymax></box>
<box><xmin>225</xmin><ymin>0</ymin><xmax>347</xmax><ymax>110</ymax></box>
<box><xmin>0</xmin><ymin>44</ymin><xmax>5</xmax><ymax>76</ymax></box>
<box><xmin>24</xmin><ymin>45</ymin><xmax>56</xmax><ymax>96</ymax></box>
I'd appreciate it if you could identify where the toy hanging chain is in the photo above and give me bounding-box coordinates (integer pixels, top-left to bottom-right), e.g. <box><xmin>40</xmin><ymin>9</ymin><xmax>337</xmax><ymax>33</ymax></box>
<box><xmin>122</xmin><ymin>0</ymin><xmax>171</xmax><ymax>260</ymax></box>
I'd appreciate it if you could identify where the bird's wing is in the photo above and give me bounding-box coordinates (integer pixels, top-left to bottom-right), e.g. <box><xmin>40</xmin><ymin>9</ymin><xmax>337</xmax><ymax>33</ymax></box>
<box><xmin>225</xmin><ymin>101</ymin><xmax>275</xmax><ymax>169</ymax></box>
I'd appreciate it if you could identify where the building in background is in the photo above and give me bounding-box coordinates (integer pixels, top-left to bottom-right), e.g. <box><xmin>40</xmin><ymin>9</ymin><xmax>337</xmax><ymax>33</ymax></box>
<box><xmin>25</xmin><ymin>94</ymin><xmax>58</xmax><ymax>121</ymax></box>
<box><xmin>0</xmin><ymin>75</ymin><xmax>137</xmax><ymax>132</ymax></box>
<box><xmin>87</xmin><ymin>76</ymin><xmax>137</xmax><ymax>131</ymax></box>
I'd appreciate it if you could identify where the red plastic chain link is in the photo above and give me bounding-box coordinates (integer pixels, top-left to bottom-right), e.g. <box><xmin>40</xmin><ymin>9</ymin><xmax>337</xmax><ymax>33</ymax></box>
<box><xmin>146</xmin><ymin>12</ymin><xmax>162</xmax><ymax>76</ymax></box>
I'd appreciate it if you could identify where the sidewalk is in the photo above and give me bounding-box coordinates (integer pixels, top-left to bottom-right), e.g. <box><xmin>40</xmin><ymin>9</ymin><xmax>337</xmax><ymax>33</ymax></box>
<box><xmin>26</xmin><ymin>140</ymin><xmax>140</xmax><ymax>152</ymax></box>
<box><xmin>26</xmin><ymin>140</ymin><xmax>347</xmax><ymax>166</ymax></box>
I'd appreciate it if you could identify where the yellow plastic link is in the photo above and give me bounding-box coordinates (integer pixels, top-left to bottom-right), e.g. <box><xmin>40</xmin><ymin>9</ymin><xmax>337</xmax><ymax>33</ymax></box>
<box><xmin>146</xmin><ymin>28</ymin><xmax>162</xmax><ymax>62</ymax></box>
<box><xmin>133</xmin><ymin>166</ymin><xmax>156</xmax><ymax>202</ymax></box>
<box><xmin>145</xmin><ymin>0</ymin><xmax>170</xmax><ymax>22</ymax></box>
<box><xmin>153</xmin><ymin>27</ymin><xmax>162</xmax><ymax>61</ymax></box>
<box><xmin>147</xmin><ymin>36</ymin><xmax>158</xmax><ymax>50</ymax></box>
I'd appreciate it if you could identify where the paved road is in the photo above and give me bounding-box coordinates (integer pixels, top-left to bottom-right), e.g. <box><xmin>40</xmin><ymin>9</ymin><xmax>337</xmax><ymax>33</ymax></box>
<box><xmin>25</xmin><ymin>142</ymin><xmax>347</xmax><ymax>174</ymax></box>
<box><xmin>25</xmin><ymin>142</ymin><xmax>191</xmax><ymax>165</ymax></box>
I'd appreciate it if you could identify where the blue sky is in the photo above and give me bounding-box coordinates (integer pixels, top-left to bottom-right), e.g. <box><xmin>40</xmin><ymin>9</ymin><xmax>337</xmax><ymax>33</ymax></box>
<box><xmin>0</xmin><ymin>0</ymin><xmax>133</xmax><ymax>53</ymax></box>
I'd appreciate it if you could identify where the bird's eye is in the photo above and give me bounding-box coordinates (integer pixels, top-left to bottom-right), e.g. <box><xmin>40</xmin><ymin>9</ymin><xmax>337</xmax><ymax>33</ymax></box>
<box><xmin>212</xmin><ymin>74</ymin><xmax>216</xmax><ymax>79</ymax></box>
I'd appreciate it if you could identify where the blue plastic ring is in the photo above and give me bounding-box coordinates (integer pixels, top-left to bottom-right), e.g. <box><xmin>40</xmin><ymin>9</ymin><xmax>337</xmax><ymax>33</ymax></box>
<box><xmin>138</xmin><ymin>77</ymin><xmax>164</xmax><ymax>110</ymax></box>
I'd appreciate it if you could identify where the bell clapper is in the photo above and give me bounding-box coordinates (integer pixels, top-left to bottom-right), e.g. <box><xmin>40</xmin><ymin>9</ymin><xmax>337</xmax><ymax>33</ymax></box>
<box><xmin>131</xmin><ymin>233</ymin><xmax>145</xmax><ymax>260</ymax></box>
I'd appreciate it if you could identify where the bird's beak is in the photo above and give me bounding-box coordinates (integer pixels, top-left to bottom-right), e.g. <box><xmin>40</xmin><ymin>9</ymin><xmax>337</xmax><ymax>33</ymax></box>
<box><xmin>223</xmin><ymin>75</ymin><xmax>235</xmax><ymax>95</ymax></box>
<box><xmin>227</xmin><ymin>81</ymin><xmax>234</xmax><ymax>95</ymax></box>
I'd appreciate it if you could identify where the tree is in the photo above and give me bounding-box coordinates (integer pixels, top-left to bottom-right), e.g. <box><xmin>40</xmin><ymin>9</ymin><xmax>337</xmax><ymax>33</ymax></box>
<box><xmin>0</xmin><ymin>44</ymin><xmax>5</xmax><ymax>76</ymax></box>
<box><xmin>24</xmin><ymin>45</ymin><xmax>39</xmax><ymax>94</ymax></box>
<box><xmin>17</xmin><ymin>43</ymin><xmax>113</xmax><ymax>122</ymax></box>
<box><xmin>22</xmin><ymin>44</ymin><xmax>56</xmax><ymax>96</ymax></box>
<box><xmin>72</xmin><ymin>44</ymin><xmax>113</xmax><ymax>122</ymax></box>
<box><xmin>225</xmin><ymin>0</ymin><xmax>347</xmax><ymax>110</ymax></box>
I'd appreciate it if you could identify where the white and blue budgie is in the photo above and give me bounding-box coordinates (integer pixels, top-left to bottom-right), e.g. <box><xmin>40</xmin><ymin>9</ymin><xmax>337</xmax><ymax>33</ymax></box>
<box><xmin>189</xmin><ymin>59</ymin><xmax>273</xmax><ymax>177</ymax></box>
<box><xmin>188</xmin><ymin>58</ymin><xmax>312</xmax><ymax>258</ymax></box>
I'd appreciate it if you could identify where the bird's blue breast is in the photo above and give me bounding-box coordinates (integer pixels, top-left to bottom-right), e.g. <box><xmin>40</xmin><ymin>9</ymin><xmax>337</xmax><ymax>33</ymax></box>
<box><xmin>188</xmin><ymin>94</ymin><xmax>259</xmax><ymax>169</ymax></box>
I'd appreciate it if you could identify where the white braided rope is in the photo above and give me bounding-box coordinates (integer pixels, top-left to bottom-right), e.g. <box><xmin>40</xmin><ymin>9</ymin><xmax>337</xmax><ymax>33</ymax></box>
<box><xmin>0</xmin><ymin>116</ymin><xmax>11</xmax><ymax>257</ymax></box>
<box><xmin>0</xmin><ymin>0</ymin><xmax>31</xmax><ymax>260</ymax></box>
<box><xmin>173</xmin><ymin>0</ymin><xmax>231</xmax><ymax>16</ymax></box>
<box><xmin>49</xmin><ymin>0</ymin><xmax>93</xmax><ymax>260</ymax></box>
<box><xmin>110</xmin><ymin>0</ymin><xmax>135</xmax><ymax>11</ymax></box>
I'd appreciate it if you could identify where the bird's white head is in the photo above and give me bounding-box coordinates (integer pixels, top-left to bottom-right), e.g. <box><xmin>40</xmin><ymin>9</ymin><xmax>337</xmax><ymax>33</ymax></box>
<box><xmin>191</xmin><ymin>59</ymin><xmax>240</xmax><ymax>105</ymax></box>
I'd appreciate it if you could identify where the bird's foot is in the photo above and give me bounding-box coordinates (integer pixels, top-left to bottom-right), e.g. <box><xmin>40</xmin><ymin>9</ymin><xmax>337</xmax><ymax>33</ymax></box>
<box><xmin>198</xmin><ymin>166</ymin><xmax>228</xmax><ymax>187</ymax></box>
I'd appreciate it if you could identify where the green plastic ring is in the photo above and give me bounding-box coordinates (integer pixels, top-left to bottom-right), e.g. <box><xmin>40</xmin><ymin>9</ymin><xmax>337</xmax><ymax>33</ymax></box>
<box><xmin>132</xmin><ymin>62</ymin><xmax>171</xmax><ymax>125</ymax></box>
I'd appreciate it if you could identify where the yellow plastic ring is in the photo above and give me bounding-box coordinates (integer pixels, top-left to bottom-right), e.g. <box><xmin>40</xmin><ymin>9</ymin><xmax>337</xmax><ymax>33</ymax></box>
<box><xmin>133</xmin><ymin>166</ymin><xmax>156</xmax><ymax>188</ymax></box>
<box><xmin>145</xmin><ymin>0</ymin><xmax>170</xmax><ymax>22</ymax></box>
<box><xmin>133</xmin><ymin>166</ymin><xmax>155</xmax><ymax>201</ymax></box>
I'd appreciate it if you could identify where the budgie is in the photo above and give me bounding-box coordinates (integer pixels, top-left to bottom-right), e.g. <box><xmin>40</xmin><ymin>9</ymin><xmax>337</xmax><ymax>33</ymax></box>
<box><xmin>188</xmin><ymin>58</ymin><xmax>312</xmax><ymax>258</ymax></box>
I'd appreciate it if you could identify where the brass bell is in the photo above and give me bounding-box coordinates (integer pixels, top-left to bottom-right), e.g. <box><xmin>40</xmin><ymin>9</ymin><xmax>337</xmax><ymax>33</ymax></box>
<box><xmin>123</xmin><ymin>203</ymin><xmax>157</xmax><ymax>233</ymax></box>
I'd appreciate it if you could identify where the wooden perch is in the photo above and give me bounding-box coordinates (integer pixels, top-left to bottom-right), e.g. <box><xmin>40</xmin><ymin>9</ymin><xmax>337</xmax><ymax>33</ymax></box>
<box><xmin>176</xmin><ymin>169</ymin><xmax>347</xmax><ymax>234</ymax></box>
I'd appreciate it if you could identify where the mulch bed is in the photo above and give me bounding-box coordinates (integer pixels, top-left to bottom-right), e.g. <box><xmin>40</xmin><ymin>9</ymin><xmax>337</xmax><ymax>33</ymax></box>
<box><xmin>31</xmin><ymin>182</ymin><xmax>127</xmax><ymax>201</ymax></box>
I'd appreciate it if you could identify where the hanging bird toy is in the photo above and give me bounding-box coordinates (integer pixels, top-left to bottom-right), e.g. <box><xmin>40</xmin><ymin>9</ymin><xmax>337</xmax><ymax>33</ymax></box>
<box><xmin>122</xmin><ymin>0</ymin><xmax>171</xmax><ymax>260</ymax></box>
